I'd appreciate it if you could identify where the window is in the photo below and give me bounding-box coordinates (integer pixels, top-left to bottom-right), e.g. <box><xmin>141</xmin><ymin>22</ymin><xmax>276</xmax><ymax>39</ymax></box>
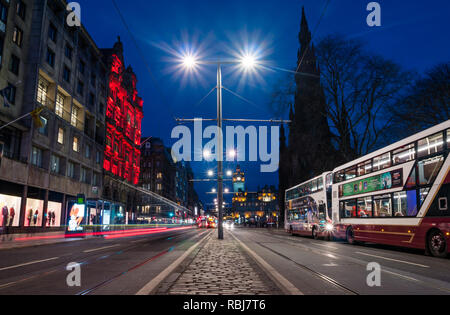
<box><xmin>46</xmin><ymin>48</ymin><xmax>55</xmax><ymax>67</ymax></box>
<box><xmin>79</xmin><ymin>61</ymin><xmax>85</xmax><ymax>75</ymax></box>
<box><xmin>72</xmin><ymin>136</ymin><xmax>79</xmax><ymax>152</ymax></box>
<box><xmin>393</xmin><ymin>143</ymin><xmax>415</xmax><ymax>165</ymax></box>
<box><xmin>447</xmin><ymin>130</ymin><xmax>450</xmax><ymax>149</ymax></box>
<box><xmin>0</xmin><ymin>2</ymin><xmax>7</xmax><ymax>23</ymax></box>
<box><xmin>12</xmin><ymin>26</ymin><xmax>23</xmax><ymax>47</ymax></box>
<box><xmin>157</xmin><ymin>183</ymin><xmax>162</xmax><ymax>191</ymax></box>
<box><xmin>357</xmin><ymin>197</ymin><xmax>372</xmax><ymax>218</ymax></box>
<box><xmin>31</xmin><ymin>147</ymin><xmax>42</xmax><ymax>168</ymax></box>
<box><xmin>0</xmin><ymin>37</ymin><xmax>4</xmax><ymax>67</ymax></box>
<box><xmin>48</xmin><ymin>23</ymin><xmax>57</xmax><ymax>42</ymax></box>
<box><xmin>9</xmin><ymin>54</ymin><xmax>20</xmax><ymax>75</ymax></box>
<box><xmin>418</xmin><ymin>132</ymin><xmax>444</xmax><ymax>158</ymax></box>
<box><xmin>157</xmin><ymin>172</ymin><xmax>162</xmax><ymax>179</ymax></box>
<box><xmin>96</xmin><ymin>151</ymin><xmax>101</xmax><ymax>164</ymax></box>
<box><xmin>57</xmin><ymin>127</ymin><xmax>64</xmax><ymax>144</ymax></box>
<box><xmin>37</xmin><ymin>77</ymin><xmax>49</xmax><ymax>105</ymax></box>
<box><xmin>373</xmin><ymin>153</ymin><xmax>391</xmax><ymax>171</ymax></box>
<box><xmin>4</xmin><ymin>84</ymin><xmax>16</xmax><ymax>105</ymax></box>
<box><xmin>417</xmin><ymin>155</ymin><xmax>444</xmax><ymax>186</ymax></box>
<box><xmin>334</xmin><ymin>171</ymin><xmax>345</xmax><ymax>183</ymax></box>
<box><xmin>89</xmin><ymin>93</ymin><xmax>95</xmax><ymax>107</ymax></box>
<box><xmin>77</xmin><ymin>80</ymin><xmax>84</xmax><ymax>96</ymax></box>
<box><xmin>81</xmin><ymin>167</ymin><xmax>88</xmax><ymax>183</ymax></box>
<box><xmin>38</xmin><ymin>116</ymin><xmax>48</xmax><ymax>135</ymax></box>
<box><xmin>55</xmin><ymin>93</ymin><xmax>64</xmax><ymax>117</ymax></box>
<box><xmin>420</xmin><ymin>188</ymin><xmax>431</xmax><ymax>207</ymax></box>
<box><xmin>93</xmin><ymin>173</ymin><xmax>100</xmax><ymax>186</ymax></box>
<box><xmin>50</xmin><ymin>155</ymin><xmax>60</xmax><ymax>174</ymax></box>
<box><xmin>345</xmin><ymin>167</ymin><xmax>357</xmax><ymax>180</ymax></box>
<box><xmin>373</xmin><ymin>195</ymin><xmax>392</xmax><ymax>217</ymax></box>
<box><xmin>406</xmin><ymin>168</ymin><xmax>416</xmax><ymax>189</ymax></box>
<box><xmin>85</xmin><ymin>145</ymin><xmax>91</xmax><ymax>159</ymax></box>
<box><xmin>65</xmin><ymin>45</ymin><xmax>72</xmax><ymax>60</ymax></box>
<box><xmin>67</xmin><ymin>161</ymin><xmax>75</xmax><ymax>178</ymax></box>
<box><xmin>393</xmin><ymin>191</ymin><xmax>417</xmax><ymax>217</ymax></box>
<box><xmin>91</xmin><ymin>73</ymin><xmax>96</xmax><ymax>87</ymax></box>
<box><xmin>71</xmin><ymin>106</ymin><xmax>79</xmax><ymax>127</ymax></box>
<box><xmin>357</xmin><ymin>160</ymin><xmax>372</xmax><ymax>177</ymax></box>
<box><xmin>63</xmin><ymin>66</ymin><xmax>71</xmax><ymax>83</ymax></box>
<box><xmin>16</xmin><ymin>1</ymin><xmax>26</xmax><ymax>20</ymax></box>
<box><xmin>342</xmin><ymin>200</ymin><xmax>357</xmax><ymax>218</ymax></box>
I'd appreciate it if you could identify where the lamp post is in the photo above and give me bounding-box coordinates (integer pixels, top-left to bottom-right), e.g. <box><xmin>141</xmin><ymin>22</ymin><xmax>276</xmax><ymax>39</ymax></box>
<box><xmin>182</xmin><ymin>54</ymin><xmax>258</xmax><ymax>240</ymax></box>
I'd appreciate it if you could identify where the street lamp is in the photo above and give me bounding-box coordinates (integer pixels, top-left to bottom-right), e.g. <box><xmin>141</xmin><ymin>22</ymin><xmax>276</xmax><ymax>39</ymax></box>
<box><xmin>207</xmin><ymin>170</ymin><xmax>214</xmax><ymax>177</ymax></box>
<box><xmin>180</xmin><ymin>51</ymin><xmax>259</xmax><ymax>240</ymax></box>
<box><xmin>226</xmin><ymin>170</ymin><xmax>233</xmax><ymax>177</ymax></box>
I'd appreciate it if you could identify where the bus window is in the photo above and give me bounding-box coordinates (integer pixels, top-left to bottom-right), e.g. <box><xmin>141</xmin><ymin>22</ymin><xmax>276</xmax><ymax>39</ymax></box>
<box><xmin>317</xmin><ymin>177</ymin><xmax>324</xmax><ymax>191</ymax></box>
<box><xmin>420</xmin><ymin>188</ymin><xmax>430</xmax><ymax>207</ymax></box>
<box><xmin>311</xmin><ymin>180</ymin><xmax>318</xmax><ymax>193</ymax></box>
<box><xmin>393</xmin><ymin>143</ymin><xmax>415</xmax><ymax>165</ymax></box>
<box><xmin>373</xmin><ymin>194</ymin><xmax>392</xmax><ymax>217</ymax></box>
<box><xmin>357</xmin><ymin>160</ymin><xmax>372</xmax><ymax>176</ymax></box>
<box><xmin>418</xmin><ymin>132</ymin><xmax>444</xmax><ymax>158</ymax></box>
<box><xmin>318</xmin><ymin>204</ymin><xmax>326</xmax><ymax>220</ymax></box>
<box><xmin>357</xmin><ymin>197</ymin><xmax>373</xmax><ymax>217</ymax></box>
<box><xmin>394</xmin><ymin>191</ymin><xmax>417</xmax><ymax>217</ymax></box>
<box><xmin>373</xmin><ymin>153</ymin><xmax>391</xmax><ymax>171</ymax></box>
<box><xmin>447</xmin><ymin>129</ymin><xmax>450</xmax><ymax>149</ymax></box>
<box><xmin>334</xmin><ymin>171</ymin><xmax>345</xmax><ymax>183</ymax></box>
<box><xmin>417</xmin><ymin>155</ymin><xmax>444</xmax><ymax>185</ymax></box>
<box><xmin>406</xmin><ymin>167</ymin><xmax>417</xmax><ymax>188</ymax></box>
<box><xmin>343</xmin><ymin>200</ymin><xmax>357</xmax><ymax>218</ymax></box>
<box><xmin>345</xmin><ymin>167</ymin><xmax>357</xmax><ymax>180</ymax></box>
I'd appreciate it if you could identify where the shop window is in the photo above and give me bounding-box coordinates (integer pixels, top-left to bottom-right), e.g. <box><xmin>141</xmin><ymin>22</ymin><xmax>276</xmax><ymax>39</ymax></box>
<box><xmin>418</xmin><ymin>155</ymin><xmax>444</xmax><ymax>186</ymax></box>
<box><xmin>373</xmin><ymin>194</ymin><xmax>392</xmax><ymax>217</ymax></box>
<box><xmin>393</xmin><ymin>143</ymin><xmax>415</xmax><ymax>165</ymax></box>
<box><xmin>393</xmin><ymin>191</ymin><xmax>417</xmax><ymax>217</ymax></box>
<box><xmin>357</xmin><ymin>197</ymin><xmax>372</xmax><ymax>218</ymax></box>
<box><xmin>418</xmin><ymin>132</ymin><xmax>444</xmax><ymax>158</ymax></box>
<box><xmin>373</xmin><ymin>153</ymin><xmax>391</xmax><ymax>172</ymax></box>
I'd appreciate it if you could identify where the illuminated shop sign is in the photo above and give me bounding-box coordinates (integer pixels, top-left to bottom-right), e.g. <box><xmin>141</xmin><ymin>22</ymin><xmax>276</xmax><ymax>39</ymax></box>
<box><xmin>66</xmin><ymin>202</ymin><xmax>87</xmax><ymax>233</ymax></box>
<box><xmin>339</xmin><ymin>169</ymin><xmax>403</xmax><ymax>197</ymax></box>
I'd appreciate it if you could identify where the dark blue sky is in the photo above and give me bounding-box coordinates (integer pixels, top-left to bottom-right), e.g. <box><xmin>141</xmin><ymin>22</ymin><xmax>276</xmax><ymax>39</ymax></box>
<box><xmin>79</xmin><ymin>0</ymin><xmax>450</xmax><ymax>206</ymax></box>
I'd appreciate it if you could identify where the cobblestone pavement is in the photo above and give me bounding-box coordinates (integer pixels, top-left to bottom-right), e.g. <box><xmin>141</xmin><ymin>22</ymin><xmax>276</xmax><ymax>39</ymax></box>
<box><xmin>167</xmin><ymin>229</ymin><xmax>281</xmax><ymax>295</ymax></box>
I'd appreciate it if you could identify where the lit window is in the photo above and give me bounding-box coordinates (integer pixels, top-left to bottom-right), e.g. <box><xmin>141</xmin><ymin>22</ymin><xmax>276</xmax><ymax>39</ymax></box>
<box><xmin>55</xmin><ymin>93</ymin><xmax>64</xmax><ymax>117</ymax></box>
<box><xmin>38</xmin><ymin>116</ymin><xmax>47</xmax><ymax>135</ymax></box>
<box><xmin>73</xmin><ymin>137</ymin><xmax>79</xmax><ymax>152</ymax></box>
<box><xmin>71</xmin><ymin>106</ymin><xmax>79</xmax><ymax>127</ymax></box>
<box><xmin>373</xmin><ymin>153</ymin><xmax>391</xmax><ymax>171</ymax></box>
<box><xmin>57</xmin><ymin>127</ymin><xmax>64</xmax><ymax>144</ymax></box>
<box><xmin>37</xmin><ymin>77</ymin><xmax>49</xmax><ymax>105</ymax></box>
<box><xmin>418</xmin><ymin>133</ymin><xmax>444</xmax><ymax>158</ymax></box>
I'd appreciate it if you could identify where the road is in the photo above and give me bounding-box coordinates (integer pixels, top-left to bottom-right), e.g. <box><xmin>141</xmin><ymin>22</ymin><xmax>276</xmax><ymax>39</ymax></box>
<box><xmin>230</xmin><ymin>228</ymin><xmax>450</xmax><ymax>295</ymax></box>
<box><xmin>0</xmin><ymin>226</ymin><xmax>449</xmax><ymax>295</ymax></box>
<box><xmin>0</xmin><ymin>227</ymin><xmax>206</xmax><ymax>295</ymax></box>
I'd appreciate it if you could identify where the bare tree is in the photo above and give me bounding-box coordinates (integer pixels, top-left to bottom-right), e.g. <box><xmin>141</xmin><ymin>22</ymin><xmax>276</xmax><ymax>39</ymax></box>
<box><xmin>391</xmin><ymin>62</ymin><xmax>450</xmax><ymax>138</ymax></box>
<box><xmin>316</xmin><ymin>34</ymin><xmax>412</xmax><ymax>162</ymax></box>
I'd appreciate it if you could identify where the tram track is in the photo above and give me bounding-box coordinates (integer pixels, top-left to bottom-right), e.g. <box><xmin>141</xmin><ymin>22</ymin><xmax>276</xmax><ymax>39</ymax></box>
<box><xmin>254</xmin><ymin>240</ymin><xmax>359</xmax><ymax>295</ymax></box>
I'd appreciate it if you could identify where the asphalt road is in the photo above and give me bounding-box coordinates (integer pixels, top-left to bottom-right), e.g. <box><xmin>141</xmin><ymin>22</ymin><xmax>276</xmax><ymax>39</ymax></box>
<box><xmin>230</xmin><ymin>228</ymin><xmax>450</xmax><ymax>295</ymax></box>
<box><xmin>0</xmin><ymin>227</ymin><xmax>206</xmax><ymax>295</ymax></box>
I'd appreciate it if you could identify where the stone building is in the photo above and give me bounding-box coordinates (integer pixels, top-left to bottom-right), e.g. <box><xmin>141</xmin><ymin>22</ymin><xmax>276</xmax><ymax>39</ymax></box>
<box><xmin>0</xmin><ymin>0</ymin><xmax>107</xmax><ymax>230</ymax></box>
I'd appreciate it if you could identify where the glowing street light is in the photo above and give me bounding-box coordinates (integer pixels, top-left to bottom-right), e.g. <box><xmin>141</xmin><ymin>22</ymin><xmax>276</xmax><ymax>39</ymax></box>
<box><xmin>227</xmin><ymin>149</ymin><xmax>236</xmax><ymax>159</ymax></box>
<box><xmin>212</xmin><ymin>188</ymin><xmax>216</xmax><ymax>193</ymax></box>
<box><xmin>207</xmin><ymin>170</ymin><xmax>214</xmax><ymax>177</ymax></box>
<box><xmin>224</xmin><ymin>188</ymin><xmax>229</xmax><ymax>193</ymax></box>
<box><xmin>226</xmin><ymin>170</ymin><xmax>233</xmax><ymax>177</ymax></box>
<box><xmin>183</xmin><ymin>55</ymin><xmax>197</xmax><ymax>69</ymax></box>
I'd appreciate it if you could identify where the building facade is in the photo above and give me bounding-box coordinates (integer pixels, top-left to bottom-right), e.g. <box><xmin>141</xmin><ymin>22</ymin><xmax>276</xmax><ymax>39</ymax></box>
<box><xmin>0</xmin><ymin>0</ymin><xmax>107</xmax><ymax>231</ymax></box>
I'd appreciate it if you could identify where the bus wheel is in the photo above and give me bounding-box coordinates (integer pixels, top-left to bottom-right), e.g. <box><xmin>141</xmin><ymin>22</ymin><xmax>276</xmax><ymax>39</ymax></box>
<box><xmin>312</xmin><ymin>227</ymin><xmax>319</xmax><ymax>240</ymax></box>
<box><xmin>346</xmin><ymin>227</ymin><xmax>356</xmax><ymax>245</ymax></box>
<box><xmin>428</xmin><ymin>229</ymin><xmax>447</xmax><ymax>258</ymax></box>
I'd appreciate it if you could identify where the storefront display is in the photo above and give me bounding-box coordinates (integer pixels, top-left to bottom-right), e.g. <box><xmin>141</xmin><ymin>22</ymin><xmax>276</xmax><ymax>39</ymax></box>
<box><xmin>25</xmin><ymin>198</ymin><xmax>44</xmax><ymax>227</ymax></box>
<box><xmin>66</xmin><ymin>202</ymin><xmax>86</xmax><ymax>233</ymax></box>
<box><xmin>46</xmin><ymin>201</ymin><xmax>62</xmax><ymax>227</ymax></box>
<box><xmin>0</xmin><ymin>194</ymin><xmax>21</xmax><ymax>227</ymax></box>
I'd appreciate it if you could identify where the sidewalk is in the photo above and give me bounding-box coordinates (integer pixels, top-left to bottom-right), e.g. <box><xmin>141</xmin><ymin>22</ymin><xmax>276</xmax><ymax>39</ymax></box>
<box><xmin>165</xmin><ymin>229</ymin><xmax>281</xmax><ymax>295</ymax></box>
<box><xmin>0</xmin><ymin>231</ymin><xmax>82</xmax><ymax>250</ymax></box>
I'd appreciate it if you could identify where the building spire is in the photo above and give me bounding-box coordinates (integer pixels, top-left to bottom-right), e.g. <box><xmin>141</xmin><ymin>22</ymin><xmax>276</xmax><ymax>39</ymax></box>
<box><xmin>299</xmin><ymin>6</ymin><xmax>311</xmax><ymax>51</ymax></box>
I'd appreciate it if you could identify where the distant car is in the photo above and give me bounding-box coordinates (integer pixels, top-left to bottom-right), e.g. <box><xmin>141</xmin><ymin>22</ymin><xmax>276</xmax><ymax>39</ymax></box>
<box><xmin>224</xmin><ymin>220</ymin><xmax>234</xmax><ymax>229</ymax></box>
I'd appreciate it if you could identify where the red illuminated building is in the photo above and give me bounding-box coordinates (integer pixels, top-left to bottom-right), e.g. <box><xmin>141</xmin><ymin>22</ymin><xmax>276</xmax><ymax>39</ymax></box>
<box><xmin>102</xmin><ymin>38</ymin><xmax>143</xmax><ymax>185</ymax></box>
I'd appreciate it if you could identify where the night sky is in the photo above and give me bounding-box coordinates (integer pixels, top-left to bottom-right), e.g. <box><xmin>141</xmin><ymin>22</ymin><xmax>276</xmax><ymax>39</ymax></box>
<box><xmin>78</xmin><ymin>0</ymin><xmax>450</xmax><ymax>207</ymax></box>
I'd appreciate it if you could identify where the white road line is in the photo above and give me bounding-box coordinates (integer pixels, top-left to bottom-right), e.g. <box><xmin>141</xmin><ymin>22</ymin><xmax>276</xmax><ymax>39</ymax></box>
<box><xmin>0</xmin><ymin>257</ymin><xmax>60</xmax><ymax>272</ymax></box>
<box><xmin>230</xmin><ymin>232</ymin><xmax>304</xmax><ymax>295</ymax></box>
<box><xmin>355</xmin><ymin>252</ymin><xmax>430</xmax><ymax>268</ymax></box>
<box><xmin>136</xmin><ymin>230</ymin><xmax>211</xmax><ymax>295</ymax></box>
<box><xmin>83</xmin><ymin>244</ymin><xmax>120</xmax><ymax>253</ymax></box>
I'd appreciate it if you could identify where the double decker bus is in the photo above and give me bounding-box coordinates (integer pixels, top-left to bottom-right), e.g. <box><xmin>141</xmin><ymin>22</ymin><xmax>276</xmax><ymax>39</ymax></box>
<box><xmin>285</xmin><ymin>172</ymin><xmax>334</xmax><ymax>239</ymax></box>
<box><xmin>331</xmin><ymin>120</ymin><xmax>450</xmax><ymax>257</ymax></box>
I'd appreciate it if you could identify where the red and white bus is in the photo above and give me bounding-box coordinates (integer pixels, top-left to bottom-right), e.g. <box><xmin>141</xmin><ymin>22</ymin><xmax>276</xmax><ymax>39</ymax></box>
<box><xmin>285</xmin><ymin>172</ymin><xmax>334</xmax><ymax>239</ymax></box>
<box><xmin>331</xmin><ymin>120</ymin><xmax>450</xmax><ymax>257</ymax></box>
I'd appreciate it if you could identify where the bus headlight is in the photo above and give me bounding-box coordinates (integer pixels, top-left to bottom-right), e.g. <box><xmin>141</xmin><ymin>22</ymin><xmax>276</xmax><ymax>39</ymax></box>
<box><xmin>325</xmin><ymin>223</ymin><xmax>334</xmax><ymax>231</ymax></box>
